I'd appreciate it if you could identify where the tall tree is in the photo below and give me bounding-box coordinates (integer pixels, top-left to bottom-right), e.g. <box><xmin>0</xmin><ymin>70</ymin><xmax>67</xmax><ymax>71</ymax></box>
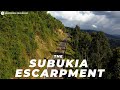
<box><xmin>89</xmin><ymin>32</ymin><xmax>112</xmax><ymax>71</ymax></box>
<box><xmin>106</xmin><ymin>47</ymin><xmax>120</xmax><ymax>79</ymax></box>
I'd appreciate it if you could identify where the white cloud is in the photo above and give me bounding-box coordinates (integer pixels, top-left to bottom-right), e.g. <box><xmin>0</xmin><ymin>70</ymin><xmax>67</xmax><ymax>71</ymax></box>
<box><xmin>92</xmin><ymin>25</ymin><xmax>97</xmax><ymax>28</ymax></box>
<box><xmin>48</xmin><ymin>11</ymin><xmax>94</xmax><ymax>22</ymax></box>
<box><xmin>47</xmin><ymin>11</ymin><xmax>120</xmax><ymax>35</ymax></box>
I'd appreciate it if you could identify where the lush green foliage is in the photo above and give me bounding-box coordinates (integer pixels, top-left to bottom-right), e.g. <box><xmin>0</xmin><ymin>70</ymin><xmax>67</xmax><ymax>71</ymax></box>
<box><xmin>0</xmin><ymin>11</ymin><xmax>65</xmax><ymax>78</ymax></box>
<box><xmin>0</xmin><ymin>11</ymin><xmax>119</xmax><ymax>79</ymax></box>
<box><xmin>66</xmin><ymin>25</ymin><xmax>120</xmax><ymax>79</ymax></box>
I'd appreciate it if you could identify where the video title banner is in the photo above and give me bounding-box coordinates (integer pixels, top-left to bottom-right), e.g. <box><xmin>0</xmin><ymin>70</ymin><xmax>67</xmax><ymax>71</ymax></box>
<box><xmin>15</xmin><ymin>55</ymin><xmax>105</xmax><ymax>78</ymax></box>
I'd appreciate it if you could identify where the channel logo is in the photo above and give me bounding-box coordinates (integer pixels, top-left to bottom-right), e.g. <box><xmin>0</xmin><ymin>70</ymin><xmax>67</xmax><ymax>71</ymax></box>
<box><xmin>1</xmin><ymin>11</ymin><xmax>28</xmax><ymax>15</ymax></box>
<box><xmin>1</xmin><ymin>11</ymin><xmax>5</xmax><ymax>15</ymax></box>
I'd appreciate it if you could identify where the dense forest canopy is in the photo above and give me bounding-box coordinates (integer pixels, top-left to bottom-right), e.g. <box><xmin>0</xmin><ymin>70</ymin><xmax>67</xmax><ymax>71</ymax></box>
<box><xmin>65</xmin><ymin>26</ymin><xmax>120</xmax><ymax>79</ymax></box>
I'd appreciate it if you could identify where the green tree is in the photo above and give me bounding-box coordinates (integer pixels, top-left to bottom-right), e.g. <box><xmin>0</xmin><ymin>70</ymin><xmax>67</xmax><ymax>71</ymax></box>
<box><xmin>106</xmin><ymin>47</ymin><xmax>120</xmax><ymax>79</ymax></box>
<box><xmin>89</xmin><ymin>32</ymin><xmax>112</xmax><ymax>76</ymax></box>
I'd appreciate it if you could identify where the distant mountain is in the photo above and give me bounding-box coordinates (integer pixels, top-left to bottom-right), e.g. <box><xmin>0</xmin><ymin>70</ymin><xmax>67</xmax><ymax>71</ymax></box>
<box><xmin>81</xmin><ymin>29</ymin><xmax>120</xmax><ymax>39</ymax></box>
<box><xmin>80</xmin><ymin>29</ymin><xmax>120</xmax><ymax>48</ymax></box>
<box><xmin>114</xmin><ymin>34</ymin><xmax>120</xmax><ymax>38</ymax></box>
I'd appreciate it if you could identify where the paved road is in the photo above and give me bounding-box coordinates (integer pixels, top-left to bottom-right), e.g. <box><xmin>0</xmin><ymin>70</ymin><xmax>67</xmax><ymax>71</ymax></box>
<box><xmin>45</xmin><ymin>35</ymin><xmax>68</xmax><ymax>79</ymax></box>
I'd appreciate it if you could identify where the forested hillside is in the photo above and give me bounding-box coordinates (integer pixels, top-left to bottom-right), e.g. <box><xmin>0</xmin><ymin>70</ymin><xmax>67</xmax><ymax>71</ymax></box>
<box><xmin>0</xmin><ymin>11</ymin><xmax>66</xmax><ymax>79</ymax></box>
<box><xmin>65</xmin><ymin>26</ymin><xmax>120</xmax><ymax>79</ymax></box>
<box><xmin>0</xmin><ymin>11</ymin><xmax>119</xmax><ymax>79</ymax></box>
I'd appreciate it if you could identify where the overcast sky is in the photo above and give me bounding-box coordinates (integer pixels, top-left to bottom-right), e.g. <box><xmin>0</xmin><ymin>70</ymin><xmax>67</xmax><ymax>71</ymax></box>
<box><xmin>47</xmin><ymin>11</ymin><xmax>120</xmax><ymax>35</ymax></box>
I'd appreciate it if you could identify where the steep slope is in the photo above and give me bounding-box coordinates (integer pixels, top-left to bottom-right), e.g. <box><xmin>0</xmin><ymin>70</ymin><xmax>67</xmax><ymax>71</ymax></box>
<box><xmin>0</xmin><ymin>11</ymin><xmax>67</xmax><ymax>79</ymax></box>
